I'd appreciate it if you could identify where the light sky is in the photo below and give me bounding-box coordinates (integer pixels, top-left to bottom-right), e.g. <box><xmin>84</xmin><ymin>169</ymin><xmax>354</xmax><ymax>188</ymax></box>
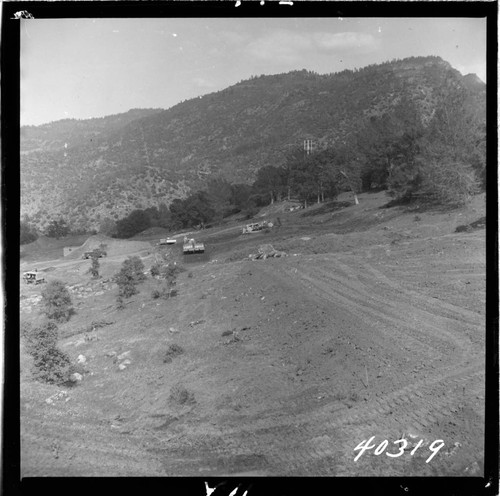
<box><xmin>20</xmin><ymin>17</ymin><xmax>486</xmax><ymax>126</ymax></box>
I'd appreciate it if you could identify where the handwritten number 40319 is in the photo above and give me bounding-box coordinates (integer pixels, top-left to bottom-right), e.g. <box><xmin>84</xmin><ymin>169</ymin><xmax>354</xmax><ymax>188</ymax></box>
<box><xmin>354</xmin><ymin>436</ymin><xmax>445</xmax><ymax>463</ymax></box>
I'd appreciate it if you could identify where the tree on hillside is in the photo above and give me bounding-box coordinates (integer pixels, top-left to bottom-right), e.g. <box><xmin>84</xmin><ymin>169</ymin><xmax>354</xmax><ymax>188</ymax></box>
<box><xmin>356</xmin><ymin>97</ymin><xmax>425</xmax><ymax>191</ymax></box>
<box><xmin>46</xmin><ymin>218</ymin><xmax>70</xmax><ymax>239</ymax></box>
<box><xmin>157</xmin><ymin>203</ymin><xmax>172</xmax><ymax>228</ymax></box>
<box><xmin>252</xmin><ymin>166</ymin><xmax>287</xmax><ymax>205</ymax></box>
<box><xmin>88</xmin><ymin>251</ymin><xmax>100</xmax><ymax>279</ymax></box>
<box><xmin>114</xmin><ymin>209</ymin><xmax>151</xmax><ymax>238</ymax></box>
<box><xmin>283</xmin><ymin>147</ymin><xmax>343</xmax><ymax>207</ymax></box>
<box><xmin>21</xmin><ymin>320</ymin><xmax>72</xmax><ymax>385</ymax></box>
<box><xmin>230</xmin><ymin>183</ymin><xmax>253</xmax><ymax>213</ymax></box>
<box><xmin>20</xmin><ymin>220</ymin><xmax>38</xmax><ymax>245</ymax></box>
<box><xmin>205</xmin><ymin>177</ymin><xmax>233</xmax><ymax>220</ymax></box>
<box><xmin>41</xmin><ymin>280</ymin><xmax>74</xmax><ymax>323</ymax></box>
<box><xmin>99</xmin><ymin>217</ymin><xmax>117</xmax><ymax>236</ymax></box>
<box><xmin>185</xmin><ymin>191</ymin><xmax>216</xmax><ymax>228</ymax></box>
<box><xmin>384</xmin><ymin>87</ymin><xmax>484</xmax><ymax>205</ymax></box>
<box><xmin>425</xmin><ymin>86</ymin><xmax>486</xmax><ymax>190</ymax></box>
<box><xmin>114</xmin><ymin>256</ymin><xmax>147</xmax><ymax>301</ymax></box>
<box><xmin>168</xmin><ymin>199</ymin><xmax>187</xmax><ymax>229</ymax></box>
<box><xmin>287</xmin><ymin>154</ymin><xmax>319</xmax><ymax>208</ymax></box>
<box><xmin>169</xmin><ymin>192</ymin><xmax>216</xmax><ymax>229</ymax></box>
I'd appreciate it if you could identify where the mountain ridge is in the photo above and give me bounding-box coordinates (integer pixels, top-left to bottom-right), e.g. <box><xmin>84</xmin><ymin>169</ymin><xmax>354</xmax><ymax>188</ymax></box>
<box><xmin>20</xmin><ymin>56</ymin><xmax>486</xmax><ymax>232</ymax></box>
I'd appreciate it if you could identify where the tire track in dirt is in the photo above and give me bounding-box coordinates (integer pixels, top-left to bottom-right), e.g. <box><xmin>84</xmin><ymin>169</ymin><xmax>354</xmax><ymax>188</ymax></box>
<box><xmin>280</xmin><ymin>263</ymin><xmax>457</xmax><ymax>363</ymax></box>
<box><xmin>180</xmin><ymin>362</ymin><xmax>484</xmax><ymax>475</ymax></box>
<box><xmin>22</xmin><ymin>410</ymin><xmax>163</xmax><ymax>475</ymax></box>
<box><xmin>289</xmin><ymin>256</ymin><xmax>482</xmax><ymax>363</ymax></box>
<box><xmin>166</xmin><ymin>254</ymin><xmax>484</xmax><ymax>475</ymax></box>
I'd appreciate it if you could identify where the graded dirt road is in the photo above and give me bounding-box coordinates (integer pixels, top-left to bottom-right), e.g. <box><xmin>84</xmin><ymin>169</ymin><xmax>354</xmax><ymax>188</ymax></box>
<box><xmin>20</xmin><ymin>193</ymin><xmax>486</xmax><ymax>477</ymax></box>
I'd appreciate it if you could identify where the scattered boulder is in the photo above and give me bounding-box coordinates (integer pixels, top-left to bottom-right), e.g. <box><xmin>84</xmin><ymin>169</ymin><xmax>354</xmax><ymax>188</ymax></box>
<box><xmin>222</xmin><ymin>332</ymin><xmax>241</xmax><ymax>345</ymax></box>
<box><xmin>77</xmin><ymin>354</ymin><xmax>87</xmax><ymax>364</ymax></box>
<box><xmin>69</xmin><ymin>372</ymin><xmax>83</xmax><ymax>383</ymax></box>
<box><xmin>45</xmin><ymin>391</ymin><xmax>69</xmax><ymax>404</ymax></box>
<box><xmin>250</xmin><ymin>244</ymin><xmax>287</xmax><ymax>260</ymax></box>
<box><xmin>117</xmin><ymin>350</ymin><xmax>131</xmax><ymax>361</ymax></box>
<box><xmin>169</xmin><ymin>327</ymin><xmax>180</xmax><ymax>334</ymax></box>
<box><xmin>188</xmin><ymin>319</ymin><xmax>206</xmax><ymax>327</ymax></box>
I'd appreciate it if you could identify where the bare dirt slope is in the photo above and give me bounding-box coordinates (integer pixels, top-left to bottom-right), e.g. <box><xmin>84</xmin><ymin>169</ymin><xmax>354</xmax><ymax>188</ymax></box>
<box><xmin>20</xmin><ymin>192</ymin><xmax>486</xmax><ymax>477</ymax></box>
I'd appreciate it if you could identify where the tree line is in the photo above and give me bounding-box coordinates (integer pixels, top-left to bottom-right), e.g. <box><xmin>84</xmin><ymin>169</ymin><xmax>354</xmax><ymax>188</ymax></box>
<box><xmin>21</xmin><ymin>84</ymin><xmax>485</xmax><ymax>243</ymax></box>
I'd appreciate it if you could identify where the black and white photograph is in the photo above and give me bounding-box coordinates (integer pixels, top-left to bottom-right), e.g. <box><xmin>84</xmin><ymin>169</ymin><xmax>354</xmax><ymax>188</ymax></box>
<box><xmin>12</xmin><ymin>3</ymin><xmax>495</xmax><ymax>488</ymax></box>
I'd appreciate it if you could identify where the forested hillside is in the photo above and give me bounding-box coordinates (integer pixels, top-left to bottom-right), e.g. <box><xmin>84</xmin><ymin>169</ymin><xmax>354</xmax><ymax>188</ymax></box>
<box><xmin>20</xmin><ymin>56</ymin><xmax>486</xmax><ymax>234</ymax></box>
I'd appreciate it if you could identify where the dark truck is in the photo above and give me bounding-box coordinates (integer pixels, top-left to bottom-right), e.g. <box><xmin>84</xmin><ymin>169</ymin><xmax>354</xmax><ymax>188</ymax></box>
<box><xmin>82</xmin><ymin>248</ymin><xmax>107</xmax><ymax>259</ymax></box>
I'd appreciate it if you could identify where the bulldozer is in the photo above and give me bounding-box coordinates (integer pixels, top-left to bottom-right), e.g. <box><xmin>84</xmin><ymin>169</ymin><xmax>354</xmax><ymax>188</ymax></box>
<box><xmin>242</xmin><ymin>220</ymin><xmax>273</xmax><ymax>234</ymax></box>
<box><xmin>183</xmin><ymin>237</ymin><xmax>205</xmax><ymax>254</ymax></box>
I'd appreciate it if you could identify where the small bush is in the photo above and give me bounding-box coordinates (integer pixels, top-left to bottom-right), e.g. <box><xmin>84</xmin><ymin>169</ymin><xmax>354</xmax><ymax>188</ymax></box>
<box><xmin>161</xmin><ymin>264</ymin><xmax>186</xmax><ymax>280</ymax></box>
<box><xmin>22</xmin><ymin>320</ymin><xmax>73</xmax><ymax>385</ymax></box>
<box><xmin>41</xmin><ymin>280</ymin><xmax>74</xmax><ymax>323</ymax></box>
<box><xmin>187</xmin><ymin>272</ymin><xmax>193</xmax><ymax>278</ymax></box>
<box><xmin>88</xmin><ymin>255</ymin><xmax>100</xmax><ymax>279</ymax></box>
<box><xmin>22</xmin><ymin>320</ymin><xmax>59</xmax><ymax>357</ymax></box>
<box><xmin>115</xmin><ymin>256</ymin><xmax>146</xmax><ymax>300</ymax></box>
<box><xmin>151</xmin><ymin>285</ymin><xmax>178</xmax><ymax>300</ymax></box>
<box><xmin>116</xmin><ymin>295</ymin><xmax>125</xmax><ymax>310</ymax></box>
<box><xmin>150</xmin><ymin>263</ymin><xmax>160</xmax><ymax>278</ymax></box>
<box><xmin>169</xmin><ymin>384</ymin><xmax>196</xmax><ymax>405</ymax></box>
<box><xmin>163</xmin><ymin>343</ymin><xmax>184</xmax><ymax>363</ymax></box>
<box><xmin>31</xmin><ymin>347</ymin><xmax>72</xmax><ymax>385</ymax></box>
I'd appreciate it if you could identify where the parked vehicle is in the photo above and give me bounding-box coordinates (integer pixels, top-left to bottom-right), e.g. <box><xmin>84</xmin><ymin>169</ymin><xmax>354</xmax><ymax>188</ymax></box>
<box><xmin>159</xmin><ymin>238</ymin><xmax>177</xmax><ymax>245</ymax></box>
<box><xmin>23</xmin><ymin>271</ymin><xmax>45</xmax><ymax>285</ymax></box>
<box><xmin>183</xmin><ymin>238</ymin><xmax>205</xmax><ymax>254</ymax></box>
<box><xmin>242</xmin><ymin>221</ymin><xmax>273</xmax><ymax>234</ymax></box>
<box><xmin>82</xmin><ymin>248</ymin><xmax>107</xmax><ymax>259</ymax></box>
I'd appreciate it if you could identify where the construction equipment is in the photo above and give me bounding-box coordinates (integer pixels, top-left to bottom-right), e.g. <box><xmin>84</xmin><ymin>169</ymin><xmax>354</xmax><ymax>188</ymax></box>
<box><xmin>183</xmin><ymin>238</ymin><xmax>205</xmax><ymax>254</ymax></box>
<box><xmin>242</xmin><ymin>221</ymin><xmax>273</xmax><ymax>234</ymax></box>
<box><xmin>82</xmin><ymin>248</ymin><xmax>107</xmax><ymax>259</ymax></box>
<box><xmin>23</xmin><ymin>271</ymin><xmax>45</xmax><ymax>285</ymax></box>
<box><xmin>159</xmin><ymin>238</ymin><xmax>177</xmax><ymax>245</ymax></box>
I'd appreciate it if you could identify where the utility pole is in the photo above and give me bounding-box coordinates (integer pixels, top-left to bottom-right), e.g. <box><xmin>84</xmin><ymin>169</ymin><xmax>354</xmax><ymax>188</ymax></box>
<box><xmin>304</xmin><ymin>139</ymin><xmax>314</xmax><ymax>156</ymax></box>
